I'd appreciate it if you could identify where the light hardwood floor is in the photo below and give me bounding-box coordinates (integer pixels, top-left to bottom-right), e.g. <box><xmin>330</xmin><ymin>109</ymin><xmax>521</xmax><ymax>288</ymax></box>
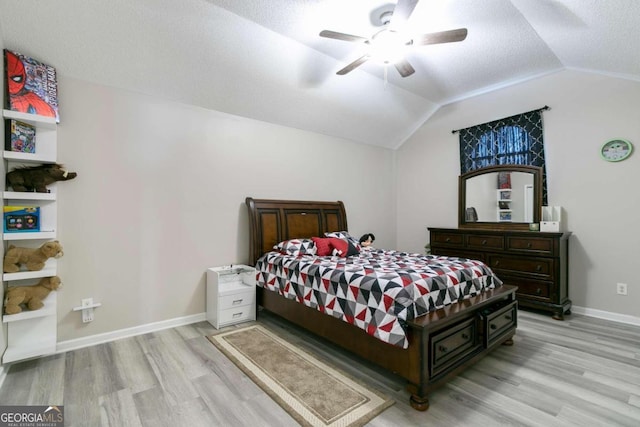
<box><xmin>1</xmin><ymin>309</ymin><xmax>639</xmax><ymax>426</ymax></box>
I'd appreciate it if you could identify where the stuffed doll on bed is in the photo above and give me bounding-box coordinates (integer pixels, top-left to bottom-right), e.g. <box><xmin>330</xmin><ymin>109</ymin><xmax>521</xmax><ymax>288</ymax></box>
<box><xmin>359</xmin><ymin>233</ymin><xmax>375</xmax><ymax>250</ymax></box>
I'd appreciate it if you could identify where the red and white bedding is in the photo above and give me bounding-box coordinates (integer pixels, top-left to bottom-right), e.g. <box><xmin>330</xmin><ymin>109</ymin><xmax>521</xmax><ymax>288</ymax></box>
<box><xmin>256</xmin><ymin>248</ymin><xmax>503</xmax><ymax>348</ymax></box>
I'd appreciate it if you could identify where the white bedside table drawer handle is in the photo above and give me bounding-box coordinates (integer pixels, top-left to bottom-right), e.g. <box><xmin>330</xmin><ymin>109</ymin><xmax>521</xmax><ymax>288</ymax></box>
<box><xmin>232</xmin><ymin>312</ymin><xmax>243</xmax><ymax>318</ymax></box>
<box><xmin>232</xmin><ymin>299</ymin><xmax>244</xmax><ymax>305</ymax></box>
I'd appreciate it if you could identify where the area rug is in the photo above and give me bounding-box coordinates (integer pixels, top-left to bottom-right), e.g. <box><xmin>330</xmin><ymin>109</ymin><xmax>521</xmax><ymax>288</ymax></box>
<box><xmin>208</xmin><ymin>324</ymin><xmax>394</xmax><ymax>427</ymax></box>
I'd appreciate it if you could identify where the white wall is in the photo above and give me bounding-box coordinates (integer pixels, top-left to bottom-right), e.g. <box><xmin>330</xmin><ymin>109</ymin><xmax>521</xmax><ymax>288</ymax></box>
<box><xmin>54</xmin><ymin>77</ymin><xmax>396</xmax><ymax>341</ymax></box>
<box><xmin>396</xmin><ymin>70</ymin><xmax>640</xmax><ymax>318</ymax></box>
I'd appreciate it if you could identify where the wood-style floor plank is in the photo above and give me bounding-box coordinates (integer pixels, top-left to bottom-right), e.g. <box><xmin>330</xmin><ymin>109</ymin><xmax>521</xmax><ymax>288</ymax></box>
<box><xmin>1</xmin><ymin>309</ymin><xmax>639</xmax><ymax>426</ymax></box>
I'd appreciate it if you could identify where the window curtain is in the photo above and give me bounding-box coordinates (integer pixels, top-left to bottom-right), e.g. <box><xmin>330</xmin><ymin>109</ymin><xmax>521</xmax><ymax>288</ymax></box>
<box><xmin>458</xmin><ymin>109</ymin><xmax>548</xmax><ymax>204</ymax></box>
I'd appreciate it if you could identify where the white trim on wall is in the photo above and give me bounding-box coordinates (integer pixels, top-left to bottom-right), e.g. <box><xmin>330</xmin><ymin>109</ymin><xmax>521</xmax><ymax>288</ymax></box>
<box><xmin>55</xmin><ymin>313</ymin><xmax>206</xmax><ymax>354</ymax></box>
<box><xmin>571</xmin><ymin>306</ymin><xmax>640</xmax><ymax>327</ymax></box>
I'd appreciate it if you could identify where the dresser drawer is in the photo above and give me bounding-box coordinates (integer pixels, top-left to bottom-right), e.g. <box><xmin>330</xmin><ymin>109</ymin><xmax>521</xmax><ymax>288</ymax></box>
<box><xmin>431</xmin><ymin>318</ymin><xmax>481</xmax><ymax>377</ymax></box>
<box><xmin>489</xmin><ymin>255</ymin><xmax>553</xmax><ymax>279</ymax></box>
<box><xmin>218</xmin><ymin>304</ymin><xmax>256</xmax><ymax>327</ymax></box>
<box><xmin>483</xmin><ymin>301</ymin><xmax>517</xmax><ymax>347</ymax></box>
<box><xmin>466</xmin><ymin>235</ymin><xmax>504</xmax><ymax>250</ymax></box>
<box><xmin>506</xmin><ymin>236</ymin><xmax>555</xmax><ymax>255</ymax></box>
<box><xmin>219</xmin><ymin>291</ymin><xmax>255</xmax><ymax>310</ymax></box>
<box><xmin>431</xmin><ymin>248</ymin><xmax>486</xmax><ymax>262</ymax></box>
<box><xmin>500</xmin><ymin>275</ymin><xmax>553</xmax><ymax>300</ymax></box>
<box><xmin>431</xmin><ymin>231</ymin><xmax>464</xmax><ymax>246</ymax></box>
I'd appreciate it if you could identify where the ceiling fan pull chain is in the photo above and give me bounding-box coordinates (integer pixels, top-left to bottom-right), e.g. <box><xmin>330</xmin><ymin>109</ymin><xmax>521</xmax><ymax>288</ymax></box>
<box><xmin>384</xmin><ymin>64</ymin><xmax>388</xmax><ymax>89</ymax></box>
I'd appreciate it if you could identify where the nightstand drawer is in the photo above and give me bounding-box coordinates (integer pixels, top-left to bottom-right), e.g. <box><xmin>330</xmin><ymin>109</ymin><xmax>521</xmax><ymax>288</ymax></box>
<box><xmin>431</xmin><ymin>318</ymin><xmax>481</xmax><ymax>376</ymax></box>
<box><xmin>219</xmin><ymin>291</ymin><xmax>254</xmax><ymax>310</ymax></box>
<box><xmin>218</xmin><ymin>304</ymin><xmax>256</xmax><ymax>326</ymax></box>
<box><xmin>506</xmin><ymin>236</ymin><xmax>554</xmax><ymax>255</ymax></box>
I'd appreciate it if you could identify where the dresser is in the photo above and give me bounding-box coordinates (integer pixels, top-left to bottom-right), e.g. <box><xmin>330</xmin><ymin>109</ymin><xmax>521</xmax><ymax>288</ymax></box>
<box><xmin>429</xmin><ymin>228</ymin><xmax>571</xmax><ymax>320</ymax></box>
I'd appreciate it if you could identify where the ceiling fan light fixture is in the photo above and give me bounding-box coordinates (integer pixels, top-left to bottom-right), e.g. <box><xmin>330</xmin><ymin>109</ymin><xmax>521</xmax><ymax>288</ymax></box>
<box><xmin>368</xmin><ymin>29</ymin><xmax>410</xmax><ymax>64</ymax></box>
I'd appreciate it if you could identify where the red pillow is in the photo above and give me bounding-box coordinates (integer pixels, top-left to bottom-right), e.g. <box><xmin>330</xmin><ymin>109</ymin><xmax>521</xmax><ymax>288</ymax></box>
<box><xmin>328</xmin><ymin>237</ymin><xmax>349</xmax><ymax>257</ymax></box>
<box><xmin>312</xmin><ymin>237</ymin><xmax>333</xmax><ymax>256</ymax></box>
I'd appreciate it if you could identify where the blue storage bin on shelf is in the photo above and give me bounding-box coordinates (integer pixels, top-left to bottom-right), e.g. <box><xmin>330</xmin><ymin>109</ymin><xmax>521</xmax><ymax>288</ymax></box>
<box><xmin>3</xmin><ymin>206</ymin><xmax>40</xmax><ymax>233</ymax></box>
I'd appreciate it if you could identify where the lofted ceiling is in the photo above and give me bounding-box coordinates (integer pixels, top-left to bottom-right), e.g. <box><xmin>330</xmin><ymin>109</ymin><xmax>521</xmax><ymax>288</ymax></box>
<box><xmin>0</xmin><ymin>0</ymin><xmax>639</xmax><ymax>149</ymax></box>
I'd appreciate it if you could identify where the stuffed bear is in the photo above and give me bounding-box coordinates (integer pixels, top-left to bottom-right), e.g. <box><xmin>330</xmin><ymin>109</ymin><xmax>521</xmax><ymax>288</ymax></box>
<box><xmin>3</xmin><ymin>240</ymin><xmax>64</xmax><ymax>273</ymax></box>
<box><xmin>4</xmin><ymin>276</ymin><xmax>62</xmax><ymax>314</ymax></box>
<box><xmin>6</xmin><ymin>163</ymin><xmax>77</xmax><ymax>193</ymax></box>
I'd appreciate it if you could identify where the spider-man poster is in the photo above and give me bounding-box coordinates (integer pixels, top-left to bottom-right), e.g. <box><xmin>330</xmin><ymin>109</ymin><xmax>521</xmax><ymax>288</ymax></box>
<box><xmin>4</xmin><ymin>49</ymin><xmax>59</xmax><ymax>123</ymax></box>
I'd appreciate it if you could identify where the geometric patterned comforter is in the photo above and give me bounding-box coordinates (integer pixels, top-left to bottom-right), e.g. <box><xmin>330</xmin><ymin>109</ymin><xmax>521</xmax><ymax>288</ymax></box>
<box><xmin>256</xmin><ymin>248</ymin><xmax>503</xmax><ymax>348</ymax></box>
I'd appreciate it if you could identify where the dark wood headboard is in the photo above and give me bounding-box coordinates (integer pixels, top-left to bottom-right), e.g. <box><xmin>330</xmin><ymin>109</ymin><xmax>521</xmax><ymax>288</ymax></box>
<box><xmin>245</xmin><ymin>197</ymin><xmax>348</xmax><ymax>265</ymax></box>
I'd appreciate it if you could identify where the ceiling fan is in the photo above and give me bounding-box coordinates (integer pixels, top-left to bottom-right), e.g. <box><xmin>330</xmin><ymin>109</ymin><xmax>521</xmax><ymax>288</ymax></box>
<box><xmin>319</xmin><ymin>0</ymin><xmax>467</xmax><ymax>78</ymax></box>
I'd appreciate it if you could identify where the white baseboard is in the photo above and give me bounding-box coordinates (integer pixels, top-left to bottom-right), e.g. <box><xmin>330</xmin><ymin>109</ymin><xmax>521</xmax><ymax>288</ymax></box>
<box><xmin>571</xmin><ymin>305</ymin><xmax>640</xmax><ymax>327</ymax></box>
<box><xmin>55</xmin><ymin>312</ymin><xmax>207</xmax><ymax>354</ymax></box>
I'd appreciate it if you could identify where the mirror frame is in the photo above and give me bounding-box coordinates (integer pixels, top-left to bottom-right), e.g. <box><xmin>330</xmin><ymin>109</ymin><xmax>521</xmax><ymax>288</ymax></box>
<box><xmin>458</xmin><ymin>164</ymin><xmax>543</xmax><ymax>230</ymax></box>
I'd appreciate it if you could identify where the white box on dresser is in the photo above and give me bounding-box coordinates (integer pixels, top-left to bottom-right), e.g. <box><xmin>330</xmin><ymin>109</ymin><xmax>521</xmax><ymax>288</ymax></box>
<box><xmin>206</xmin><ymin>265</ymin><xmax>256</xmax><ymax>329</ymax></box>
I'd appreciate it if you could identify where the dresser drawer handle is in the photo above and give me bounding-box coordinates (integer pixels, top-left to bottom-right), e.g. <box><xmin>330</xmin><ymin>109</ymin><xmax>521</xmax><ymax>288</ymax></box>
<box><xmin>445</xmin><ymin>237</ymin><xmax>451</xmax><ymax>242</ymax></box>
<box><xmin>494</xmin><ymin>260</ymin><xmax>500</xmax><ymax>267</ymax></box>
<box><xmin>232</xmin><ymin>299</ymin><xmax>244</xmax><ymax>305</ymax></box>
<box><xmin>482</xmin><ymin>239</ymin><xmax>487</xmax><ymax>245</ymax></box>
<box><xmin>490</xmin><ymin>324</ymin><xmax>497</xmax><ymax>330</ymax></box>
<box><xmin>461</xmin><ymin>333</ymin><xmax>469</xmax><ymax>340</ymax></box>
<box><xmin>504</xmin><ymin>315</ymin><xmax>512</xmax><ymax>321</ymax></box>
<box><xmin>526</xmin><ymin>242</ymin><xmax>532</xmax><ymax>248</ymax></box>
<box><xmin>232</xmin><ymin>312</ymin><xmax>244</xmax><ymax>318</ymax></box>
<box><xmin>536</xmin><ymin>265</ymin><xmax>542</xmax><ymax>272</ymax></box>
<box><xmin>438</xmin><ymin>345</ymin><xmax>448</xmax><ymax>353</ymax></box>
<box><xmin>536</xmin><ymin>288</ymin><xmax>542</xmax><ymax>295</ymax></box>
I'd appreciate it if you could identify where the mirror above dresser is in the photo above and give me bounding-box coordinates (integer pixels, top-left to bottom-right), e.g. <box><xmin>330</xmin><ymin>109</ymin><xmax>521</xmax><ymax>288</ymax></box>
<box><xmin>459</xmin><ymin>165</ymin><xmax>543</xmax><ymax>230</ymax></box>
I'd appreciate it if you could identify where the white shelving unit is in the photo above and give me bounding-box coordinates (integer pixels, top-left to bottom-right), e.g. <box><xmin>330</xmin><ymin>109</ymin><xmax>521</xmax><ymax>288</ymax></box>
<box><xmin>2</xmin><ymin>109</ymin><xmax>59</xmax><ymax>363</ymax></box>
<box><xmin>497</xmin><ymin>189</ymin><xmax>512</xmax><ymax>222</ymax></box>
<box><xmin>206</xmin><ymin>265</ymin><xmax>256</xmax><ymax>329</ymax></box>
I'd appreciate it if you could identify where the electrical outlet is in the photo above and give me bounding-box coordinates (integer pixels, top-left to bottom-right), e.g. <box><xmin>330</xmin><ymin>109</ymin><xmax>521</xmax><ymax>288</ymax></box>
<box><xmin>82</xmin><ymin>298</ymin><xmax>94</xmax><ymax>322</ymax></box>
<box><xmin>616</xmin><ymin>283</ymin><xmax>628</xmax><ymax>296</ymax></box>
<box><xmin>83</xmin><ymin>309</ymin><xmax>94</xmax><ymax>323</ymax></box>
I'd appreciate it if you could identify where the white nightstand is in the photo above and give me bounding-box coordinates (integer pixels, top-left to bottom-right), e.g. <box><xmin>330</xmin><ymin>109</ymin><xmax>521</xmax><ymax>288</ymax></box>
<box><xmin>206</xmin><ymin>265</ymin><xmax>256</xmax><ymax>329</ymax></box>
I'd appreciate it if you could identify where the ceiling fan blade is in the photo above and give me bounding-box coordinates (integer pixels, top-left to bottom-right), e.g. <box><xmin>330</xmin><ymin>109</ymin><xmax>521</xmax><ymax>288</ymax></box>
<box><xmin>319</xmin><ymin>30</ymin><xmax>369</xmax><ymax>43</ymax></box>
<box><xmin>415</xmin><ymin>28</ymin><xmax>468</xmax><ymax>45</ymax></box>
<box><xmin>389</xmin><ymin>0</ymin><xmax>420</xmax><ymax>29</ymax></box>
<box><xmin>337</xmin><ymin>55</ymin><xmax>370</xmax><ymax>75</ymax></box>
<box><xmin>394</xmin><ymin>59</ymin><xmax>415</xmax><ymax>78</ymax></box>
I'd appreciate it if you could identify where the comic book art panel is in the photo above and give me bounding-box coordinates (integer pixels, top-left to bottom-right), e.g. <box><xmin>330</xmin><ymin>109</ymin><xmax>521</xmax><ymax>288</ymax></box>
<box><xmin>4</xmin><ymin>49</ymin><xmax>59</xmax><ymax>122</ymax></box>
<box><xmin>6</xmin><ymin>119</ymin><xmax>36</xmax><ymax>153</ymax></box>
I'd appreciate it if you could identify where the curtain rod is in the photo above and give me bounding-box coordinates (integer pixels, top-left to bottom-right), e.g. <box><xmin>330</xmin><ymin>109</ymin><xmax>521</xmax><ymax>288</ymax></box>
<box><xmin>451</xmin><ymin>105</ymin><xmax>550</xmax><ymax>134</ymax></box>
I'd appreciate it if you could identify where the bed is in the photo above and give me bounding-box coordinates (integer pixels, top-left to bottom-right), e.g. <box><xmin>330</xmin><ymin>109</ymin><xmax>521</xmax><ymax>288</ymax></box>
<box><xmin>246</xmin><ymin>197</ymin><xmax>517</xmax><ymax>411</ymax></box>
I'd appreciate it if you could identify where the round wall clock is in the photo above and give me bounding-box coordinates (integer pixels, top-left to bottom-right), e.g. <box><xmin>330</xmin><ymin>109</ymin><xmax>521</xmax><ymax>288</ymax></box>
<box><xmin>600</xmin><ymin>139</ymin><xmax>633</xmax><ymax>162</ymax></box>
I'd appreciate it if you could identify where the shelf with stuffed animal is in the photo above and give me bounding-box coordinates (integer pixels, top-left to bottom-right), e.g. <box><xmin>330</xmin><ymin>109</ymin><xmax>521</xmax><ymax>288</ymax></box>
<box><xmin>3</xmin><ymin>240</ymin><xmax>64</xmax><ymax>273</ymax></box>
<box><xmin>6</xmin><ymin>163</ymin><xmax>77</xmax><ymax>193</ymax></box>
<box><xmin>3</xmin><ymin>276</ymin><xmax>62</xmax><ymax>316</ymax></box>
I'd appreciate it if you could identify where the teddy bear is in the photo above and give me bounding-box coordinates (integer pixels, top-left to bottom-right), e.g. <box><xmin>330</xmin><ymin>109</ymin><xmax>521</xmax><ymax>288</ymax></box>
<box><xmin>4</xmin><ymin>276</ymin><xmax>62</xmax><ymax>314</ymax></box>
<box><xmin>3</xmin><ymin>240</ymin><xmax>64</xmax><ymax>273</ymax></box>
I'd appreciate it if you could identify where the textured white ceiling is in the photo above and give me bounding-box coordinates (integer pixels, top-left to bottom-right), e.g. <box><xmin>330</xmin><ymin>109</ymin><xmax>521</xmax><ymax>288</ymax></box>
<box><xmin>1</xmin><ymin>0</ymin><xmax>638</xmax><ymax>149</ymax></box>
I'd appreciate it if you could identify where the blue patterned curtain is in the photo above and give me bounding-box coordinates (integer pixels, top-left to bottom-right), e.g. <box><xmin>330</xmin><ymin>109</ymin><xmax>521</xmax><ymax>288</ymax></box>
<box><xmin>458</xmin><ymin>109</ymin><xmax>548</xmax><ymax>204</ymax></box>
